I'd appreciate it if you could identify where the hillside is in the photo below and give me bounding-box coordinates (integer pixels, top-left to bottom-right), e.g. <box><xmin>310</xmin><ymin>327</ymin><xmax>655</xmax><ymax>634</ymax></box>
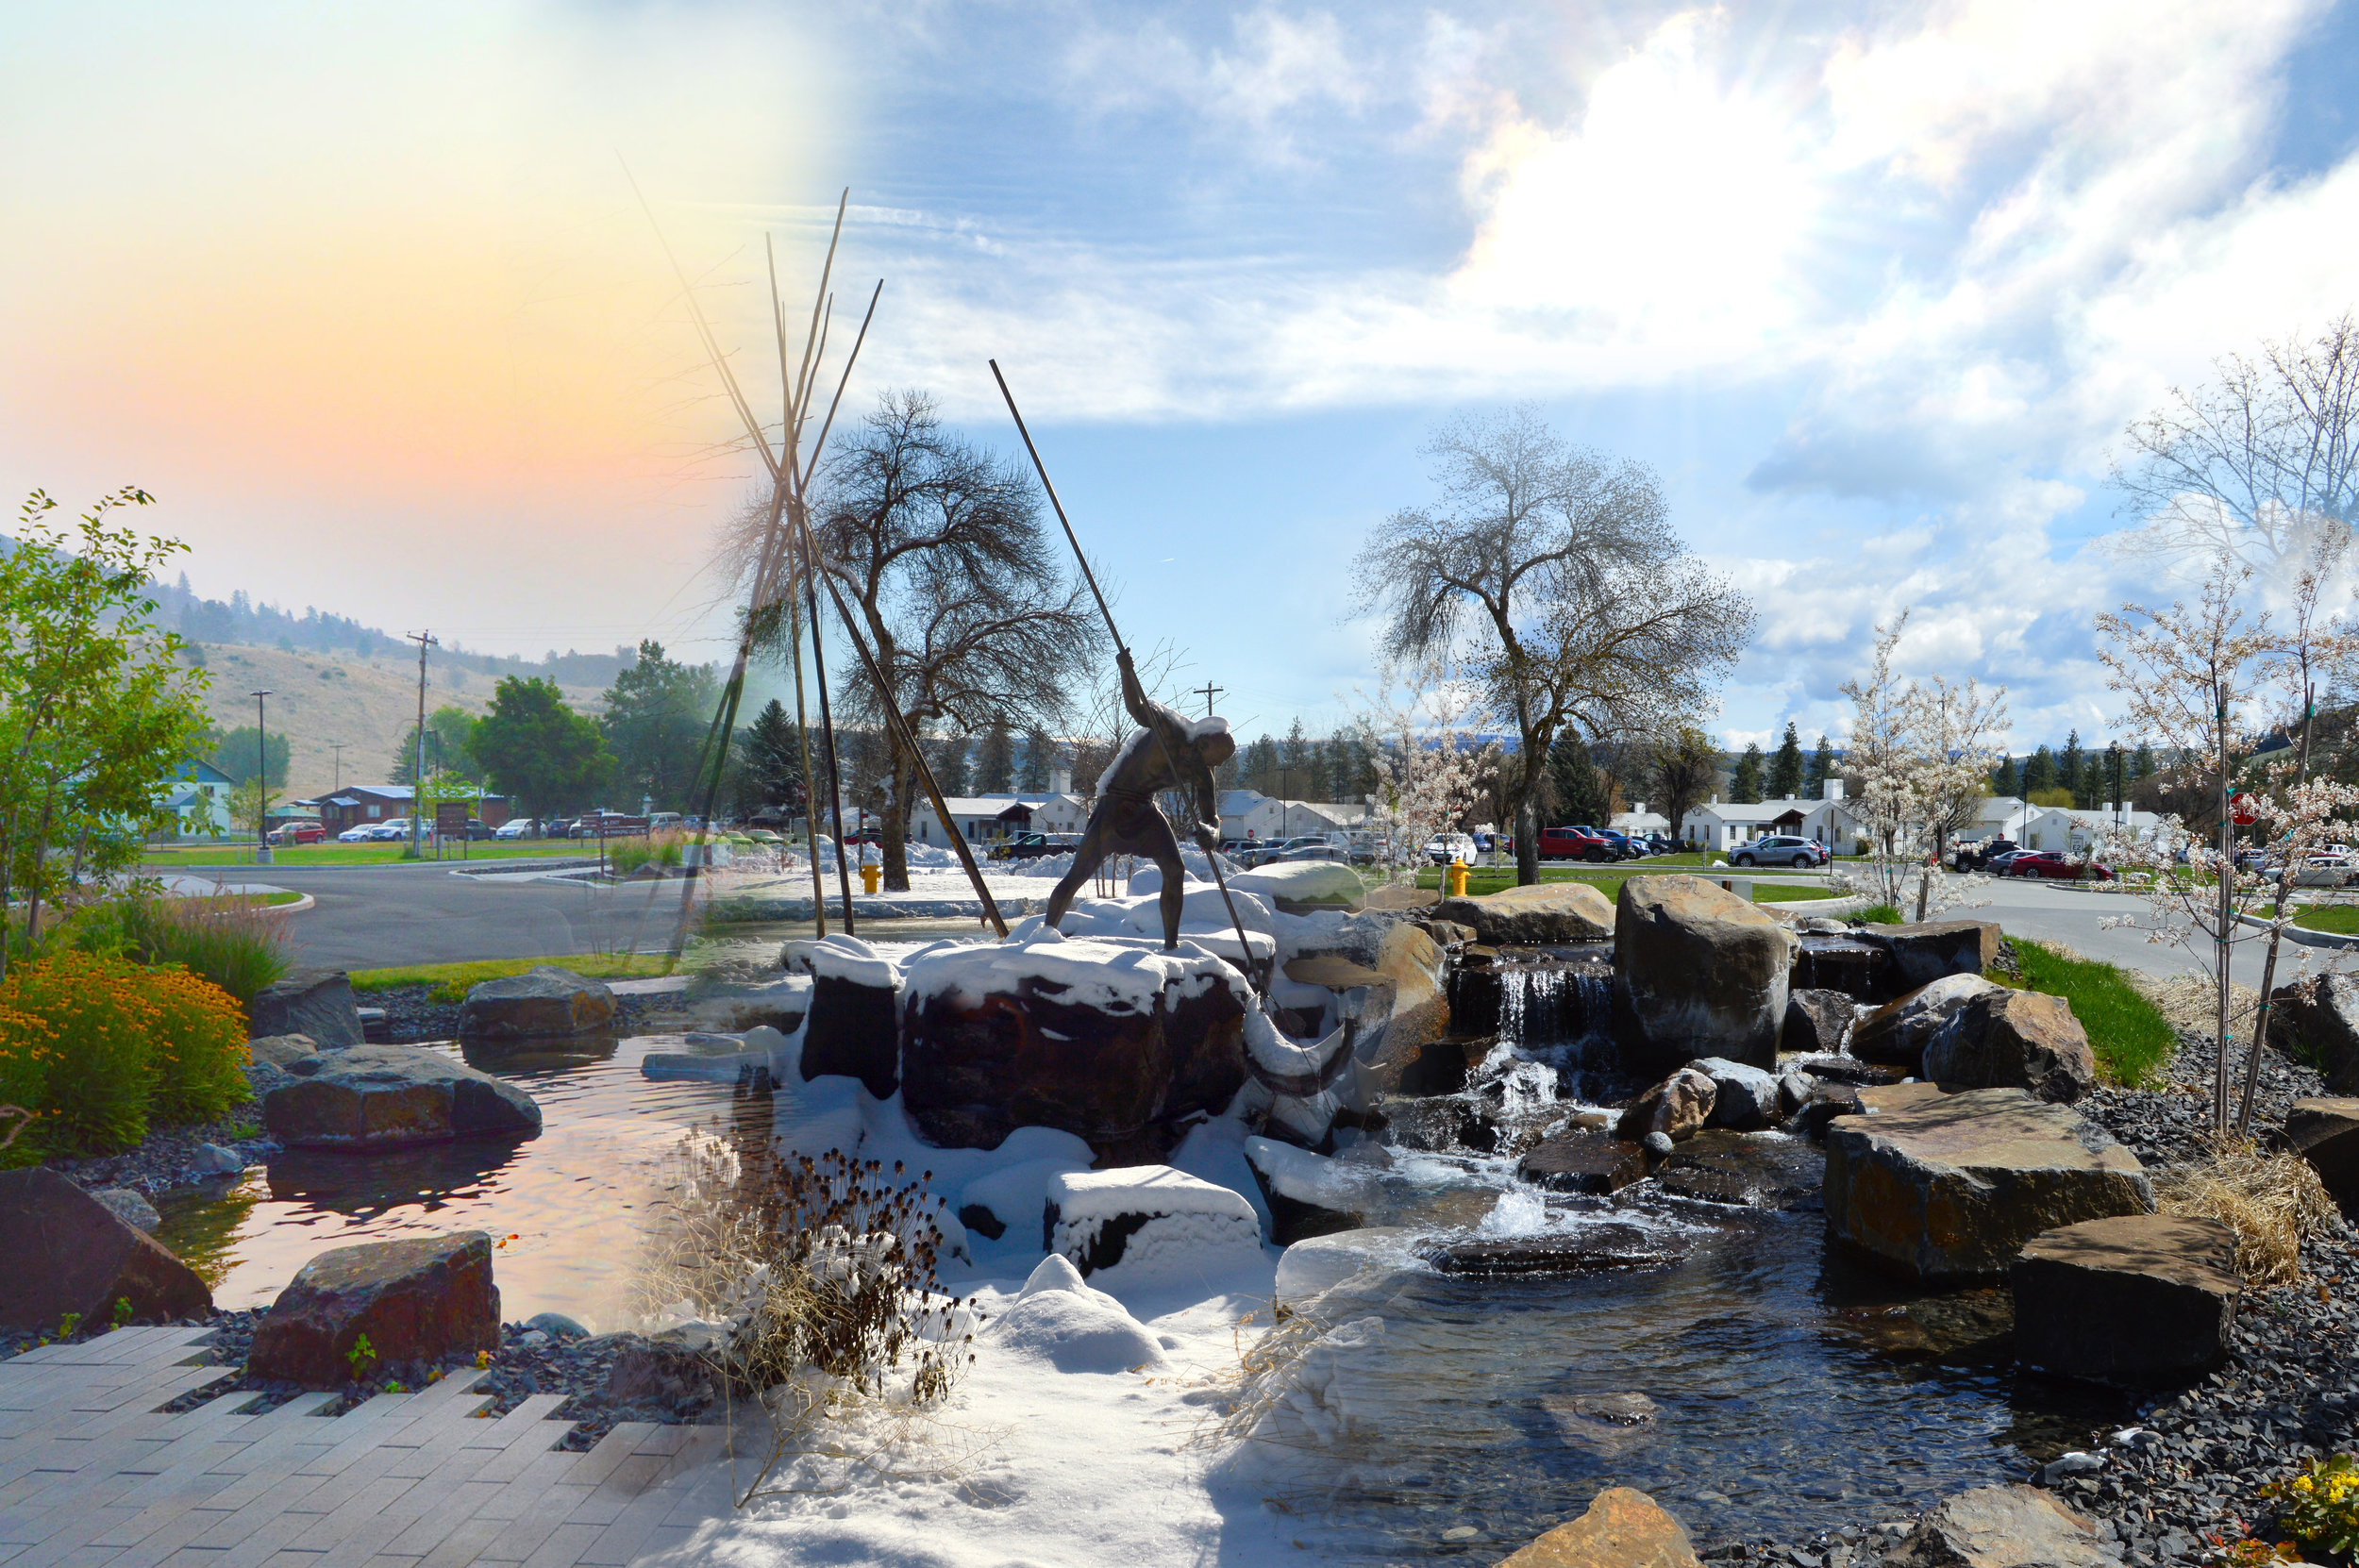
<box><xmin>191</xmin><ymin>644</ymin><xmax>607</xmax><ymax>801</ymax></box>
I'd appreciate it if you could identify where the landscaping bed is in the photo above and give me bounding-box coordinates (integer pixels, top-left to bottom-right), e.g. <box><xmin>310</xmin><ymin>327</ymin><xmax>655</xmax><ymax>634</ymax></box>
<box><xmin>359</xmin><ymin>979</ymin><xmax>669</xmax><ymax>1042</ymax></box>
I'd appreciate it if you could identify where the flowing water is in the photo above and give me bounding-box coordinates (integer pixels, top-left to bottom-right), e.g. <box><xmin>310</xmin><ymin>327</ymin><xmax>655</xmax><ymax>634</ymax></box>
<box><xmin>154</xmin><ymin>1035</ymin><xmax>763</xmax><ymax>1329</ymax></box>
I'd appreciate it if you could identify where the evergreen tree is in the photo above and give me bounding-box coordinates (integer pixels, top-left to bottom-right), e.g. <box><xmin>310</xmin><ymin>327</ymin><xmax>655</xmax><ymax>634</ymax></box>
<box><xmin>1018</xmin><ymin>726</ymin><xmax>1054</xmax><ymax>792</ymax></box>
<box><xmin>2061</xmin><ymin>730</ymin><xmax>2085</xmax><ymax>807</ymax></box>
<box><xmin>1280</xmin><ymin>719</ymin><xmax>1311</xmax><ymax>796</ymax></box>
<box><xmin>929</xmin><ymin>734</ymin><xmax>972</xmax><ymax>795</ymax></box>
<box><xmin>2022</xmin><ymin>744</ymin><xmax>2058</xmax><ymax>795</ymax></box>
<box><xmin>1244</xmin><ymin>734</ymin><xmax>1281</xmax><ymax>797</ymax></box>
<box><xmin>974</xmin><ymin>723</ymin><xmax>1015</xmax><ymax>793</ymax></box>
<box><xmin>728</xmin><ymin>699</ymin><xmax>805</xmax><ymax>816</ymax></box>
<box><xmin>1805</xmin><ymin>734</ymin><xmax>1835</xmax><ymax>799</ymax></box>
<box><xmin>1730</xmin><ymin>742</ymin><xmax>1765</xmax><ymax>804</ymax></box>
<box><xmin>2133</xmin><ymin>742</ymin><xmax>2156</xmax><ymax>780</ymax></box>
<box><xmin>1990</xmin><ymin>754</ymin><xmax>2019</xmax><ymax>797</ymax></box>
<box><xmin>1547</xmin><ymin>735</ymin><xmax>1606</xmax><ymax>826</ymax></box>
<box><xmin>1766</xmin><ymin>722</ymin><xmax>1804</xmax><ymax>799</ymax></box>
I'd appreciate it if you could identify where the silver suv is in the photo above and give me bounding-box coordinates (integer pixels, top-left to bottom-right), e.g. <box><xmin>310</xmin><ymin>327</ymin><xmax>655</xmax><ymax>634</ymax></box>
<box><xmin>1731</xmin><ymin>834</ymin><xmax>1825</xmax><ymax>868</ymax></box>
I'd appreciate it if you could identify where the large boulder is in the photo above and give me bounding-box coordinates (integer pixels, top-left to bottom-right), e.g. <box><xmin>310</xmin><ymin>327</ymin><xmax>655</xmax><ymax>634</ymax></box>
<box><xmin>248</xmin><ymin>1032</ymin><xmax>319</xmax><ymax>1069</ymax></box>
<box><xmin>1824</xmin><ymin>1088</ymin><xmax>2153</xmax><ymax>1280</ymax></box>
<box><xmin>248</xmin><ymin>968</ymin><xmax>363</xmax><ymax>1049</ymax></box>
<box><xmin>1782</xmin><ymin>987</ymin><xmax>1857</xmax><ymax>1056</ymax></box>
<box><xmin>1885</xmin><ymin>1485</ymin><xmax>2121</xmax><ymax>1568</ymax></box>
<box><xmin>249</xmin><ymin>1232</ymin><xmax>500</xmax><ymax>1388</ymax></box>
<box><xmin>1610</xmin><ymin>876</ymin><xmax>1798</xmax><ymax>1075</ymax></box>
<box><xmin>2269</xmin><ymin>974</ymin><xmax>2359</xmax><ymax>1093</ymax></box>
<box><xmin>2011</xmin><ymin>1213</ymin><xmax>2239</xmax><ymax>1385</ymax></box>
<box><xmin>1497</xmin><ymin>1485</ymin><xmax>1699</xmax><ymax>1568</ymax></box>
<box><xmin>458</xmin><ymin>965</ymin><xmax>618</xmax><ymax>1041</ymax></box>
<box><xmin>1861</xmin><ymin>920</ymin><xmax>2001</xmax><ymax>995</ymax></box>
<box><xmin>785</xmin><ymin>936</ymin><xmax>901</xmax><ymax>1099</ymax></box>
<box><xmin>1226</xmin><ymin>859</ymin><xmax>1366</xmax><ymax>914</ymax></box>
<box><xmin>0</xmin><ymin>1169</ymin><xmax>211</xmax><ymax>1329</ymax></box>
<box><xmin>1616</xmin><ymin>1067</ymin><xmax>1717</xmax><ymax>1143</ymax></box>
<box><xmin>1518</xmin><ymin>1129</ymin><xmax>1649</xmax><ymax>1194</ymax></box>
<box><xmin>1849</xmin><ymin>974</ymin><xmax>2007</xmax><ymax>1073</ymax></box>
<box><xmin>1433</xmin><ymin>881</ymin><xmax>1614</xmax><ymax>945</ymax></box>
<box><xmin>1925</xmin><ymin>990</ymin><xmax>2098</xmax><ymax>1104</ymax></box>
<box><xmin>1695</xmin><ymin>1057</ymin><xmax>1782</xmax><ymax>1130</ymax></box>
<box><xmin>1363</xmin><ymin>924</ymin><xmax>1450</xmax><ymax>1091</ymax></box>
<box><xmin>899</xmin><ymin>929</ymin><xmax>1248</xmax><ymax>1164</ymax></box>
<box><xmin>2287</xmin><ymin>1097</ymin><xmax>2359</xmax><ymax>1212</ymax></box>
<box><xmin>261</xmin><ymin>1043</ymin><xmax>542</xmax><ymax>1150</ymax></box>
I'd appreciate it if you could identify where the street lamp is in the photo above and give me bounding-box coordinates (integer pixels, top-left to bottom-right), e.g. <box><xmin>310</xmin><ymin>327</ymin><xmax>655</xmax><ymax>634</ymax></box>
<box><xmin>250</xmin><ymin>690</ymin><xmax>274</xmax><ymax>865</ymax></box>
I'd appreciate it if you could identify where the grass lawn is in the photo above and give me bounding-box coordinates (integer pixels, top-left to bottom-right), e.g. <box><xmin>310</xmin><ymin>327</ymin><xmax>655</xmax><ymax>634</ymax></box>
<box><xmin>349</xmin><ymin>952</ymin><xmax>678</xmax><ymax>1004</ymax></box>
<box><xmin>1997</xmin><ymin>939</ymin><xmax>2175</xmax><ymax>1088</ymax></box>
<box><xmin>2295</xmin><ymin>905</ymin><xmax>2359</xmax><ymax>934</ymax></box>
<box><xmin>144</xmin><ymin>840</ymin><xmax>594</xmax><ymax>869</ymax></box>
<box><xmin>177</xmin><ymin>890</ymin><xmax>304</xmax><ymax>909</ymax></box>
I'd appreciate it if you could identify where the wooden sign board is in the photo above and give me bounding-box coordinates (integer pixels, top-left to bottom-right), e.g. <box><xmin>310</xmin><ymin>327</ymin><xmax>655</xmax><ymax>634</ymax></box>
<box><xmin>435</xmin><ymin>801</ymin><xmax>471</xmax><ymax>836</ymax></box>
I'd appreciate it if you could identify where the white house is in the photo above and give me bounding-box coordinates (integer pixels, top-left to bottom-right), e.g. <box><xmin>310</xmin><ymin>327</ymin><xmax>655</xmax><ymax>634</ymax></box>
<box><xmin>1610</xmin><ymin>800</ymin><xmax>1670</xmax><ymax>835</ymax></box>
<box><xmin>1228</xmin><ymin>795</ymin><xmax>1369</xmax><ymax>842</ymax></box>
<box><xmin>2023</xmin><ymin>804</ymin><xmax>2164</xmax><ymax>853</ymax></box>
<box><xmin>1681</xmin><ymin>797</ymin><xmax>1816</xmax><ymax>851</ymax></box>
<box><xmin>908</xmin><ymin>791</ymin><xmax>1094</xmax><ymax>845</ymax></box>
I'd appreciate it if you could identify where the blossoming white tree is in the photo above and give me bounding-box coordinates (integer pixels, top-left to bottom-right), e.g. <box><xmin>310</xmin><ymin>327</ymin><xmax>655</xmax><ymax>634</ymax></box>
<box><xmin>1347</xmin><ymin>659</ymin><xmax>1501</xmax><ymax>886</ymax></box>
<box><xmin>1832</xmin><ymin>610</ymin><xmax>2009</xmax><ymax>917</ymax></box>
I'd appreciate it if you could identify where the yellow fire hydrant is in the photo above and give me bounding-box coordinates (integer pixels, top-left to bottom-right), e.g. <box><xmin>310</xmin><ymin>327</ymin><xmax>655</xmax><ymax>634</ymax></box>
<box><xmin>1446</xmin><ymin>859</ymin><xmax>1469</xmax><ymax>899</ymax></box>
<box><xmin>861</xmin><ymin>861</ymin><xmax>881</xmax><ymax>894</ymax></box>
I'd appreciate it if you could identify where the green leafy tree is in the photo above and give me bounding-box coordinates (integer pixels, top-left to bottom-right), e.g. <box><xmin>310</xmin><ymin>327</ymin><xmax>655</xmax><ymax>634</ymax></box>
<box><xmin>0</xmin><ymin>488</ymin><xmax>209</xmax><ymax>974</ymax></box>
<box><xmin>1730</xmin><ymin>742</ymin><xmax>1765</xmax><ymax>803</ymax></box>
<box><xmin>599</xmin><ymin>641</ymin><xmax>718</xmax><ymax>812</ymax></box>
<box><xmin>392</xmin><ymin>706</ymin><xmax>482</xmax><ymax>786</ymax></box>
<box><xmin>974</xmin><ymin>724</ymin><xmax>1015</xmax><ymax>793</ymax></box>
<box><xmin>204</xmin><ymin>726</ymin><xmax>290</xmax><ymax>789</ymax></box>
<box><xmin>728</xmin><ymin>699</ymin><xmax>806</xmax><ymax>817</ymax></box>
<box><xmin>1018</xmin><ymin>726</ymin><xmax>1054</xmax><ymax>792</ymax></box>
<box><xmin>466</xmin><ymin>676</ymin><xmax>613</xmax><ymax>822</ymax></box>
<box><xmin>228</xmin><ymin>776</ymin><xmax>272</xmax><ymax>844</ymax></box>
<box><xmin>1766</xmin><ymin>721</ymin><xmax>1805</xmax><ymax>799</ymax></box>
<box><xmin>1804</xmin><ymin>733</ymin><xmax>1835</xmax><ymax>799</ymax></box>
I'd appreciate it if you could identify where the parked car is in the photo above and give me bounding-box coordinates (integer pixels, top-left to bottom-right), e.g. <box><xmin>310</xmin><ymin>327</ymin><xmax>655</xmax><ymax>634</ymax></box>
<box><xmin>1423</xmin><ymin>832</ymin><xmax>1480</xmax><ymax>866</ymax></box>
<box><xmin>1280</xmin><ymin>843</ymin><xmax>1349</xmax><ymax>862</ymax></box>
<box><xmin>267</xmin><ymin>821</ymin><xmax>326</xmax><ymax>845</ymax></box>
<box><xmin>1982</xmin><ymin>848</ymin><xmax>2035</xmax><ymax>874</ymax></box>
<box><xmin>1538</xmin><ymin>826</ymin><xmax>1614</xmax><ymax>862</ymax></box>
<box><xmin>989</xmin><ymin>832</ymin><xmax>1067</xmax><ymax>861</ymax></box>
<box><xmin>2007</xmin><ymin>850</ymin><xmax>2113</xmax><ymax>881</ymax></box>
<box><xmin>456</xmin><ymin>818</ymin><xmax>496</xmax><ymax>841</ymax></box>
<box><xmin>1592</xmin><ymin>828</ymin><xmax>1646</xmax><ymax>861</ymax></box>
<box><xmin>648</xmin><ymin>812</ymin><xmax>683</xmax><ymax>833</ymax></box>
<box><xmin>1729</xmin><ymin>834</ymin><xmax>1826</xmax><ymax>869</ymax></box>
<box><xmin>494</xmin><ymin>817</ymin><xmax>538</xmax><ymax>840</ymax></box>
<box><xmin>1955</xmin><ymin>837</ymin><xmax>2018</xmax><ymax>872</ymax></box>
<box><xmin>336</xmin><ymin>822</ymin><xmax>377</xmax><ymax>842</ymax></box>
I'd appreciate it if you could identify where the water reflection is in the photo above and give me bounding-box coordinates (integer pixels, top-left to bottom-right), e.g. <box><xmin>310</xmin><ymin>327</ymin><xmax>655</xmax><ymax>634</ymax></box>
<box><xmin>152</xmin><ymin>1035</ymin><xmax>754</xmax><ymax>1328</ymax></box>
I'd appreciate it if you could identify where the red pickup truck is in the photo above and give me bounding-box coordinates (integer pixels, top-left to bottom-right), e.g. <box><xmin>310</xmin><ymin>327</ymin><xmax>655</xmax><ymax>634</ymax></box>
<box><xmin>1538</xmin><ymin>826</ymin><xmax>1614</xmax><ymax>862</ymax></box>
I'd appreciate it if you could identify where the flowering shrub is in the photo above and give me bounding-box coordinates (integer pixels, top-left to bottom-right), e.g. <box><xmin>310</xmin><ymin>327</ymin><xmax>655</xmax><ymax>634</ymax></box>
<box><xmin>2262</xmin><ymin>1454</ymin><xmax>2359</xmax><ymax>1556</ymax></box>
<box><xmin>0</xmin><ymin>951</ymin><xmax>249</xmax><ymax>1162</ymax></box>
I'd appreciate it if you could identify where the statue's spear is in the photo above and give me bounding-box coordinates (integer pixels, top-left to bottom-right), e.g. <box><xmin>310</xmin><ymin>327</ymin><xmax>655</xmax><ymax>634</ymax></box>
<box><xmin>990</xmin><ymin>359</ymin><xmax>1268</xmax><ymax>994</ymax></box>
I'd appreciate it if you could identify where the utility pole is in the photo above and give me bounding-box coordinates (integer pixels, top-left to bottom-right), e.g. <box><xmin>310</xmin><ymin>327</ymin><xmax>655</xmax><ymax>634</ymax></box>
<box><xmin>328</xmin><ymin>741</ymin><xmax>345</xmax><ymax>792</ymax></box>
<box><xmin>251</xmin><ymin>690</ymin><xmax>274</xmax><ymax>864</ymax></box>
<box><xmin>1194</xmin><ymin>681</ymin><xmax>1224</xmax><ymax>719</ymax></box>
<box><xmin>407</xmin><ymin>631</ymin><xmax>437</xmax><ymax>858</ymax></box>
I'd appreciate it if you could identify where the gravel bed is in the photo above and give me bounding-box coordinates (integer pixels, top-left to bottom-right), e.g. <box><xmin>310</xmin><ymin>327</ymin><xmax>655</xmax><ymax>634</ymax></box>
<box><xmin>41</xmin><ymin>1120</ymin><xmax>277</xmax><ymax>1195</ymax></box>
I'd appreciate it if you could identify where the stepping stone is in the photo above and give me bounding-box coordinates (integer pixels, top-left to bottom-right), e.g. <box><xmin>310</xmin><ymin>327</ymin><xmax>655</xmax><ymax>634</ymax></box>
<box><xmin>262</xmin><ymin>1043</ymin><xmax>542</xmax><ymax>1149</ymax></box>
<box><xmin>1518</xmin><ymin>1129</ymin><xmax>1648</xmax><ymax>1194</ymax></box>
<box><xmin>1497</xmin><ymin>1484</ymin><xmax>1699</xmax><ymax>1568</ymax></box>
<box><xmin>1432</xmin><ymin>880</ymin><xmax>1614</xmax><ymax>944</ymax></box>
<box><xmin>1824</xmin><ymin>1087</ymin><xmax>2152</xmax><ymax>1280</ymax></box>
<box><xmin>459</xmin><ymin>964</ymin><xmax>618</xmax><ymax>1041</ymax></box>
<box><xmin>2012</xmin><ymin>1213</ymin><xmax>2240</xmax><ymax>1385</ymax></box>
<box><xmin>249</xmin><ymin>1231</ymin><xmax>501</xmax><ymax>1388</ymax></box>
<box><xmin>249</xmin><ymin>967</ymin><xmax>363</xmax><ymax>1048</ymax></box>
<box><xmin>1886</xmin><ymin>1483</ymin><xmax>2121</xmax><ymax>1568</ymax></box>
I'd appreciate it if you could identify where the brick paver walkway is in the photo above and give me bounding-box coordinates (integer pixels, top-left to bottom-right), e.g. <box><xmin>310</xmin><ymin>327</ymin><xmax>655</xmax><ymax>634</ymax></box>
<box><xmin>0</xmin><ymin>1327</ymin><xmax>733</xmax><ymax>1568</ymax></box>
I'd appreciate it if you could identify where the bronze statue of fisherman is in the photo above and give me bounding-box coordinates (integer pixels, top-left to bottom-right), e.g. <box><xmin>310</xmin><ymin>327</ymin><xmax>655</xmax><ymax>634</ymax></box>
<box><xmin>1044</xmin><ymin>648</ymin><xmax>1235</xmax><ymax>949</ymax></box>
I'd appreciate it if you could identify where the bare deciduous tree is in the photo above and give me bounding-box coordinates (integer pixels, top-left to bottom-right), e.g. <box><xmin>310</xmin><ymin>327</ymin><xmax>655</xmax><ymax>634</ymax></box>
<box><xmin>723</xmin><ymin>392</ymin><xmax>1099</xmax><ymax>889</ymax></box>
<box><xmin>1351</xmin><ymin>407</ymin><xmax>1753</xmax><ymax>884</ymax></box>
<box><xmin>2110</xmin><ymin>313</ymin><xmax>2359</xmax><ymax>578</ymax></box>
<box><xmin>1649</xmin><ymin>726</ymin><xmax>1720</xmax><ymax>846</ymax></box>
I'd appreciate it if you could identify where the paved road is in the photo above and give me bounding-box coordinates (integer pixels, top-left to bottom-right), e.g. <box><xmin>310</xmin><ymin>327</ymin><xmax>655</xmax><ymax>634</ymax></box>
<box><xmin>1925</xmin><ymin>875</ymin><xmax>2286</xmax><ymax>989</ymax></box>
<box><xmin>160</xmin><ymin>860</ymin><xmax>697</xmax><ymax>969</ymax></box>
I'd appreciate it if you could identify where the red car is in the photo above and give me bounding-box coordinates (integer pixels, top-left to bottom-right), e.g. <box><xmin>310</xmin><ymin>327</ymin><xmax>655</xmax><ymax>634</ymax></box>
<box><xmin>2008</xmin><ymin>851</ymin><xmax>2113</xmax><ymax>881</ymax></box>
<box><xmin>267</xmin><ymin>821</ymin><xmax>326</xmax><ymax>845</ymax></box>
<box><xmin>1538</xmin><ymin>826</ymin><xmax>1615</xmax><ymax>862</ymax></box>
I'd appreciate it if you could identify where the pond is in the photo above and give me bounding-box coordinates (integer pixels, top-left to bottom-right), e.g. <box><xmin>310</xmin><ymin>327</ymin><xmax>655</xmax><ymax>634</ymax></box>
<box><xmin>155</xmin><ymin>1034</ymin><xmax>765</xmax><ymax>1330</ymax></box>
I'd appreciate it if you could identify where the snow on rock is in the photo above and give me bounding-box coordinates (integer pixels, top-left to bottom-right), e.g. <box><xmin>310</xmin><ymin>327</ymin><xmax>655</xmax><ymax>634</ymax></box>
<box><xmin>1237</xmin><ymin>1314</ymin><xmax>1388</xmax><ymax>1450</ymax></box>
<box><xmin>1123</xmin><ymin>849</ymin><xmax>1247</xmax><ymax>896</ymax></box>
<box><xmin>1272</xmin><ymin>1226</ymin><xmax>1424</xmax><ymax>1307</ymax></box>
<box><xmin>901</xmin><ymin>924</ymin><xmax>1247</xmax><ymax>1016</ymax></box>
<box><xmin>782</xmin><ymin>932</ymin><xmax>900</xmax><ymax>991</ymax></box>
<box><xmin>958</xmin><ymin>1155</ymin><xmax>1092</xmax><ymax>1243</ymax></box>
<box><xmin>1227</xmin><ymin>860</ymin><xmax>1366</xmax><ymax>913</ymax></box>
<box><xmin>1046</xmin><ymin>1165</ymin><xmax>1264</xmax><ymax>1282</ymax></box>
<box><xmin>987</xmin><ymin>1253</ymin><xmax>1168</xmax><ymax>1374</ymax></box>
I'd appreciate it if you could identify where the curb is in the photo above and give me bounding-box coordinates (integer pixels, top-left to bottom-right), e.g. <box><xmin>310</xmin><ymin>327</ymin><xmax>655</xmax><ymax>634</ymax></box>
<box><xmin>1764</xmin><ymin>892</ymin><xmax>1872</xmax><ymax>918</ymax></box>
<box><xmin>2234</xmin><ymin>911</ymin><xmax>2359</xmax><ymax>950</ymax></box>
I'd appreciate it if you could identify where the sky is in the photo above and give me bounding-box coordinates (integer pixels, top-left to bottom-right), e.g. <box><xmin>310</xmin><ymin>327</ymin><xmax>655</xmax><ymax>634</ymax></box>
<box><xmin>6</xmin><ymin>0</ymin><xmax>2359</xmax><ymax>755</ymax></box>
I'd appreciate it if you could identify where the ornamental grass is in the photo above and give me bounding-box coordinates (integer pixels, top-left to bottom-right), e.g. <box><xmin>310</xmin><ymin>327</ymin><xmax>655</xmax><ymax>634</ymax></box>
<box><xmin>2156</xmin><ymin>1135</ymin><xmax>2337</xmax><ymax>1288</ymax></box>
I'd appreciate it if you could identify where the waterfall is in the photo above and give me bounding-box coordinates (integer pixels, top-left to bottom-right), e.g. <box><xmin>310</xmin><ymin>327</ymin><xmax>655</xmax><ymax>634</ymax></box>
<box><xmin>1495</xmin><ymin>965</ymin><xmax>1612</xmax><ymax>1050</ymax></box>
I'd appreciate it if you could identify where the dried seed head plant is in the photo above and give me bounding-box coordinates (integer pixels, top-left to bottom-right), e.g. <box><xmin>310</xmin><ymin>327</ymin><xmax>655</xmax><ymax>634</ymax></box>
<box><xmin>639</xmin><ymin>1133</ymin><xmax>986</xmax><ymax>1505</ymax></box>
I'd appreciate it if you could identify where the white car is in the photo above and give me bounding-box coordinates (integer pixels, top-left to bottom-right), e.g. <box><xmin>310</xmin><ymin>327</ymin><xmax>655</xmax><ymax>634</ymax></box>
<box><xmin>1424</xmin><ymin>832</ymin><xmax>1479</xmax><ymax>866</ymax></box>
<box><xmin>494</xmin><ymin>818</ymin><xmax>537</xmax><ymax>840</ymax></box>
<box><xmin>337</xmin><ymin>823</ymin><xmax>377</xmax><ymax>842</ymax></box>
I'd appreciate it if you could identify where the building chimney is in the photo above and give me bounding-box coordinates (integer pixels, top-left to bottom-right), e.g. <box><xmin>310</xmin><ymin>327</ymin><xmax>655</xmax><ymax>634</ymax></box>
<box><xmin>1823</xmin><ymin>778</ymin><xmax>1845</xmax><ymax>802</ymax></box>
<box><xmin>1050</xmin><ymin>759</ymin><xmax>1072</xmax><ymax>795</ymax></box>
